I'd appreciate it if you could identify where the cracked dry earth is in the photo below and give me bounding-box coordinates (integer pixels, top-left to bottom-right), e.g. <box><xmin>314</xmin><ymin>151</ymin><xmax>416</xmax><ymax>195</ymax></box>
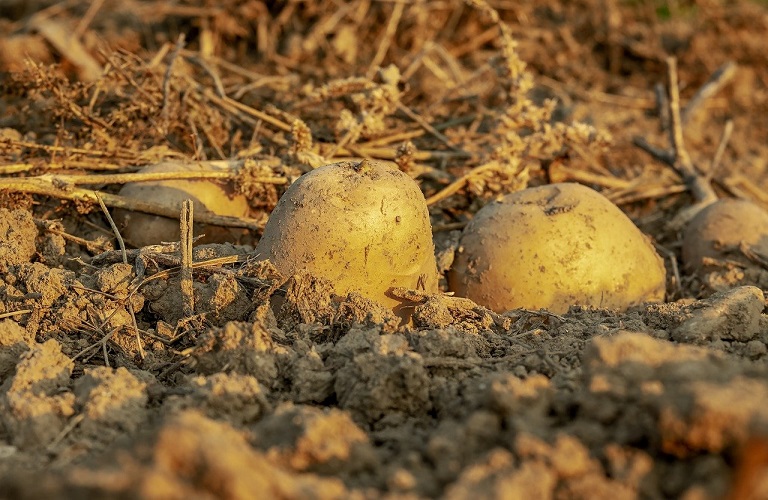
<box><xmin>0</xmin><ymin>206</ymin><xmax>768</xmax><ymax>499</ymax></box>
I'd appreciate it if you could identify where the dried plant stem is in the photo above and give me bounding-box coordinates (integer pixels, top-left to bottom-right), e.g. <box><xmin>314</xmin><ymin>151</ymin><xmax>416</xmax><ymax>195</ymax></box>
<box><xmin>34</xmin><ymin>220</ymin><xmax>110</xmax><ymax>252</ymax></box>
<box><xmin>73</xmin><ymin>0</ymin><xmax>105</xmax><ymax>38</ymax></box>
<box><xmin>633</xmin><ymin>57</ymin><xmax>720</xmax><ymax>213</ymax></box>
<box><xmin>161</xmin><ymin>34</ymin><xmax>186</xmax><ymax>126</ymax></box>
<box><xmin>549</xmin><ymin>164</ymin><xmax>632</xmax><ymax>190</ymax></box>
<box><xmin>201</xmin><ymin>89</ymin><xmax>292</xmax><ymax>132</ymax></box>
<box><xmin>653</xmin><ymin>242</ymin><xmax>682</xmax><ymax>299</ymax></box>
<box><xmin>396</xmin><ymin>103</ymin><xmax>462</xmax><ymax>151</ymax></box>
<box><xmin>46</xmin><ymin>414</ymin><xmax>85</xmax><ymax>452</ymax></box>
<box><xmin>707</xmin><ymin>119</ymin><xmax>734</xmax><ymax>180</ymax></box>
<box><xmin>0</xmin><ymin>177</ymin><xmax>262</xmax><ymax>230</ymax></box>
<box><xmin>23</xmin><ymin>170</ymin><xmax>284</xmax><ymax>187</ymax></box>
<box><xmin>682</xmin><ymin>61</ymin><xmax>736</xmax><ymax>124</ymax></box>
<box><xmin>338</xmin><ymin>145</ymin><xmax>472</xmax><ymax>162</ymax></box>
<box><xmin>608</xmin><ymin>184</ymin><xmax>687</xmax><ymax>205</ymax></box>
<box><xmin>96</xmin><ymin>193</ymin><xmax>144</xmax><ymax>360</ymax></box>
<box><xmin>0</xmin><ymin>164</ymin><xmax>39</xmax><ymax>175</ymax></box>
<box><xmin>426</xmin><ymin>161</ymin><xmax>500</xmax><ymax>206</ymax></box>
<box><xmin>666</xmin><ymin>58</ymin><xmax>695</xmax><ymax>179</ymax></box>
<box><xmin>180</xmin><ymin>200</ymin><xmax>195</xmax><ymax>319</ymax></box>
<box><xmin>358</xmin><ymin>129</ymin><xmax>424</xmax><ymax>147</ymax></box>
<box><xmin>654</xmin><ymin>82</ymin><xmax>670</xmax><ymax>131</ymax></box>
<box><xmin>724</xmin><ymin>174</ymin><xmax>768</xmax><ymax>206</ymax></box>
<box><xmin>30</xmin><ymin>16</ymin><xmax>102</xmax><ymax>82</ymax></box>
<box><xmin>367</xmin><ymin>1</ymin><xmax>405</xmax><ymax>79</ymax></box>
<box><xmin>2</xmin><ymin>139</ymin><xmax>137</xmax><ymax>160</ymax></box>
<box><xmin>0</xmin><ymin>310</ymin><xmax>33</xmax><ymax>320</ymax></box>
<box><xmin>179</xmin><ymin>49</ymin><xmax>294</xmax><ymax>91</ymax></box>
<box><xmin>96</xmin><ymin>194</ymin><xmax>127</xmax><ymax>263</ymax></box>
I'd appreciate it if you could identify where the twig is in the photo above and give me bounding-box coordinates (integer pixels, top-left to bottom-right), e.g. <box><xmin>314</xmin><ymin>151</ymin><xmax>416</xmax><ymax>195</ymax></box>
<box><xmin>46</xmin><ymin>414</ymin><xmax>85</xmax><ymax>452</ymax></box>
<box><xmin>73</xmin><ymin>0</ymin><xmax>105</xmax><ymax>38</ymax></box>
<box><xmin>179</xmin><ymin>49</ymin><xmax>295</xmax><ymax>91</ymax></box>
<box><xmin>96</xmin><ymin>194</ymin><xmax>144</xmax><ymax>360</ymax></box>
<box><xmin>426</xmin><ymin>161</ymin><xmax>500</xmax><ymax>206</ymax></box>
<box><xmin>157</xmin><ymin>359</ymin><xmax>187</xmax><ymax>380</ymax></box>
<box><xmin>97</xmin><ymin>47</ymin><xmax>157</xmax><ymax>105</ymax></box>
<box><xmin>604</xmin><ymin>0</ymin><xmax>622</xmax><ymax>75</ymax></box>
<box><xmin>180</xmin><ymin>200</ymin><xmax>195</xmax><ymax>319</ymax></box>
<box><xmin>607</xmin><ymin>184</ymin><xmax>687</xmax><ymax>205</ymax></box>
<box><xmin>161</xmin><ymin>34</ymin><xmax>186</xmax><ymax>127</ymax></box>
<box><xmin>37</xmin><ymin>225</ymin><xmax>107</xmax><ymax>253</ymax></box>
<box><xmin>0</xmin><ymin>310</ymin><xmax>33</xmax><ymax>320</ymax></box>
<box><xmin>358</xmin><ymin>129</ymin><xmax>424</xmax><ymax>148</ymax></box>
<box><xmin>22</xmin><ymin>169</ymin><xmax>284</xmax><ymax>186</ymax></box>
<box><xmin>449</xmin><ymin>25</ymin><xmax>499</xmax><ymax>58</ymax></box>
<box><xmin>396</xmin><ymin>103</ymin><xmax>463</xmax><ymax>152</ymax></box>
<box><xmin>96</xmin><ymin>194</ymin><xmax>127</xmax><ymax>263</ymax></box>
<box><xmin>367</xmin><ymin>1</ymin><xmax>405</xmax><ymax>79</ymax></box>
<box><xmin>325</xmin><ymin>129</ymin><xmax>358</xmax><ymax>160</ymax></box>
<box><xmin>537</xmin><ymin>74</ymin><xmax>655</xmax><ymax>110</ymax></box>
<box><xmin>29</xmin><ymin>16</ymin><xmax>102</xmax><ymax>82</ymax></box>
<box><xmin>0</xmin><ymin>177</ymin><xmax>263</xmax><ymax>230</ymax></box>
<box><xmin>548</xmin><ymin>164</ymin><xmax>632</xmax><ymax>190</ymax></box>
<box><xmin>0</xmin><ymin>139</ymin><xmax>137</xmax><ymax>160</ymax></box>
<box><xmin>201</xmin><ymin>89</ymin><xmax>292</xmax><ymax>132</ymax></box>
<box><xmin>633</xmin><ymin>58</ymin><xmax>719</xmax><ymax>209</ymax></box>
<box><xmin>707</xmin><ymin>119</ymin><xmax>734</xmax><ymax>181</ymax></box>
<box><xmin>189</xmin><ymin>55</ymin><xmax>227</xmax><ymax>98</ymax></box>
<box><xmin>654</xmin><ymin>242</ymin><xmax>681</xmax><ymax>299</ymax></box>
<box><xmin>337</xmin><ymin>145</ymin><xmax>472</xmax><ymax>162</ymax></box>
<box><xmin>666</xmin><ymin>57</ymin><xmax>695</xmax><ymax>179</ymax></box>
<box><xmin>682</xmin><ymin>61</ymin><xmax>736</xmax><ymax>124</ymax></box>
<box><xmin>723</xmin><ymin>174</ymin><xmax>768</xmax><ymax>206</ymax></box>
<box><xmin>633</xmin><ymin>137</ymin><xmax>674</xmax><ymax>165</ymax></box>
<box><xmin>72</xmin><ymin>325</ymin><xmax>119</xmax><ymax>366</ymax></box>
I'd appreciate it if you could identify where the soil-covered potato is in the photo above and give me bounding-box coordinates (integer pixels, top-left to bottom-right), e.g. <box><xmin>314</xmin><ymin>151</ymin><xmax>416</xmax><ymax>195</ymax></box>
<box><xmin>682</xmin><ymin>198</ymin><xmax>768</xmax><ymax>271</ymax></box>
<box><xmin>448</xmin><ymin>183</ymin><xmax>666</xmax><ymax>313</ymax></box>
<box><xmin>114</xmin><ymin>162</ymin><xmax>250</xmax><ymax>247</ymax></box>
<box><xmin>255</xmin><ymin>159</ymin><xmax>438</xmax><ymax>319</ymax></box>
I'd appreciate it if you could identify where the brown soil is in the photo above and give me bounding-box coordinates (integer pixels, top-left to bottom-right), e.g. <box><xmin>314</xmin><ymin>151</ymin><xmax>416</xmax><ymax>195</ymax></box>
<box><xmin>1</xmin><ymin>1</ymin><xmax>768</xmax><ymax>498</ymax></box>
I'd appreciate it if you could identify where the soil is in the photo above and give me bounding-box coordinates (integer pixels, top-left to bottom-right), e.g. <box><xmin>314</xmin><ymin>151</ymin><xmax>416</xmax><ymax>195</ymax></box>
<box><xmin>1</xmin><ymin>1</ymin><xmax>768</xmax><ymax>498</ymax></box>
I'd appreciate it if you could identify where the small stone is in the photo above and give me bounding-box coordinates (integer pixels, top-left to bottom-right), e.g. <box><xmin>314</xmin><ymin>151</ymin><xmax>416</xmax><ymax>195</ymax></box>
<box><xmin>672</xmin><ymin>286</ymin><xmax>764</xmax><ymax>344</ymax></box>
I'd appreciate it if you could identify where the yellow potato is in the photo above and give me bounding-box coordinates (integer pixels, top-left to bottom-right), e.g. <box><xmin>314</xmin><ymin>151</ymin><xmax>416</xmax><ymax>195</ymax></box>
<box><xmin>682</xmin><ymin>198</ymin><xmax>768</xmax><ymax>271</ymax></box>
<box><xmin>255</xmin><ymin>159</ymin><xmax>438</xmax><ymax>319</ymax></box>
<box><xmin>114</xmin><ymin>161</ymin><xmax>250</xmax><ymax>247</ymax></box>
<box><xmin>448</xmin><ymin>183</ymin><xmax>666</xmax><ymax>313</ymax></box>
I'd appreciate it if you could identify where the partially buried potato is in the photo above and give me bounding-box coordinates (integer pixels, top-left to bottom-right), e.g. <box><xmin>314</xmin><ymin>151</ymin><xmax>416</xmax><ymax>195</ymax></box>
<box><xmin>255</xmin><ymin>159</ymin><xmax>438</xmax><ymax>319</ymax></box>
<box><xmin>448</xmin><ymin>183</ymin><xmax>666</xmax><ymax>313</ymax></box>
<box><xmin>114</xmin><ymin>161</ymin><xmax>250</xmax><ymax>247</ymax></box>
<box><xmin>682</xmin><ymin>198</ymin><xmax>768</xmax><ymax>271</ymax></box>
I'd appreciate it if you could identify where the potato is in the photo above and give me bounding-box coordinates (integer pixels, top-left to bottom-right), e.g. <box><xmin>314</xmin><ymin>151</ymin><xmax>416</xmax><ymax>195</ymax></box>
<box><xmin>255</xmin><ymin>159</ymin><xmax>438</xmax><ymax>319</ymax></box>
<box><xmin>448</xmin><ymin>183</ymin><xmax>666</xmax><ymax>313</ymax></box>
<box><xmin>114</xmin><ymin>161</ymin><xmax>250</xmax><ymax>247</ymax></box>
<box><xmin>682</xmin><ymin>198</ymin><xmax>768</xmax><ymax>271</ymax></box>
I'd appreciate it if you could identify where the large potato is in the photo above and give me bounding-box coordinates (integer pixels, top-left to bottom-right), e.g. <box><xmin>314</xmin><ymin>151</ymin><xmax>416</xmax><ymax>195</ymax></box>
<box><xmin>255</xmin><ymin>159</ymin><xmax>438</xmax><ymax>319</ymax></box>
<box><xmin>114</xmin><ymin>161</ymin><xmax>250</xmax><ymax>247</ymax></box>
<box><xmin>448</xmin><ymin>183</ymin><xmax>666</xmax><ymax>313</ymax></box>
<box><xmin>682</xmin><ymin>198</ymin><xmax>768</xmax><ymax>271</ymax></box>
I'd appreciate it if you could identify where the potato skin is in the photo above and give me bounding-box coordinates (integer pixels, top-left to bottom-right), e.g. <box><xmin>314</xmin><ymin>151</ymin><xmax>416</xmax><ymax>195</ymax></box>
<box><xmin>255</xmin><ymin>159</ymin><xmax>438</xmax><ymax>316</ymax></box>
<box><xmin>682</xmin><ymin>198</ymin><xmax>768</xmax><ymax>271</ymax></box>
<box><xmin>448</xmin><ymin>183</ymin><xmax>666</xmax><ymax>313</ymax></box>
<box><xmin>114</xmin><ymin>162</ymin><xmax>250</xmax><ymax>247</ymax></box>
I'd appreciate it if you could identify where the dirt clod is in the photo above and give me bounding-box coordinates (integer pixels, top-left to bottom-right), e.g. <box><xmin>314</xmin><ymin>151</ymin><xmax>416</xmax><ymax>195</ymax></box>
<box><xmin>0</xmin><ymin>209</ymin><xmax>37</xmax><ymax>272</ymax></box>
